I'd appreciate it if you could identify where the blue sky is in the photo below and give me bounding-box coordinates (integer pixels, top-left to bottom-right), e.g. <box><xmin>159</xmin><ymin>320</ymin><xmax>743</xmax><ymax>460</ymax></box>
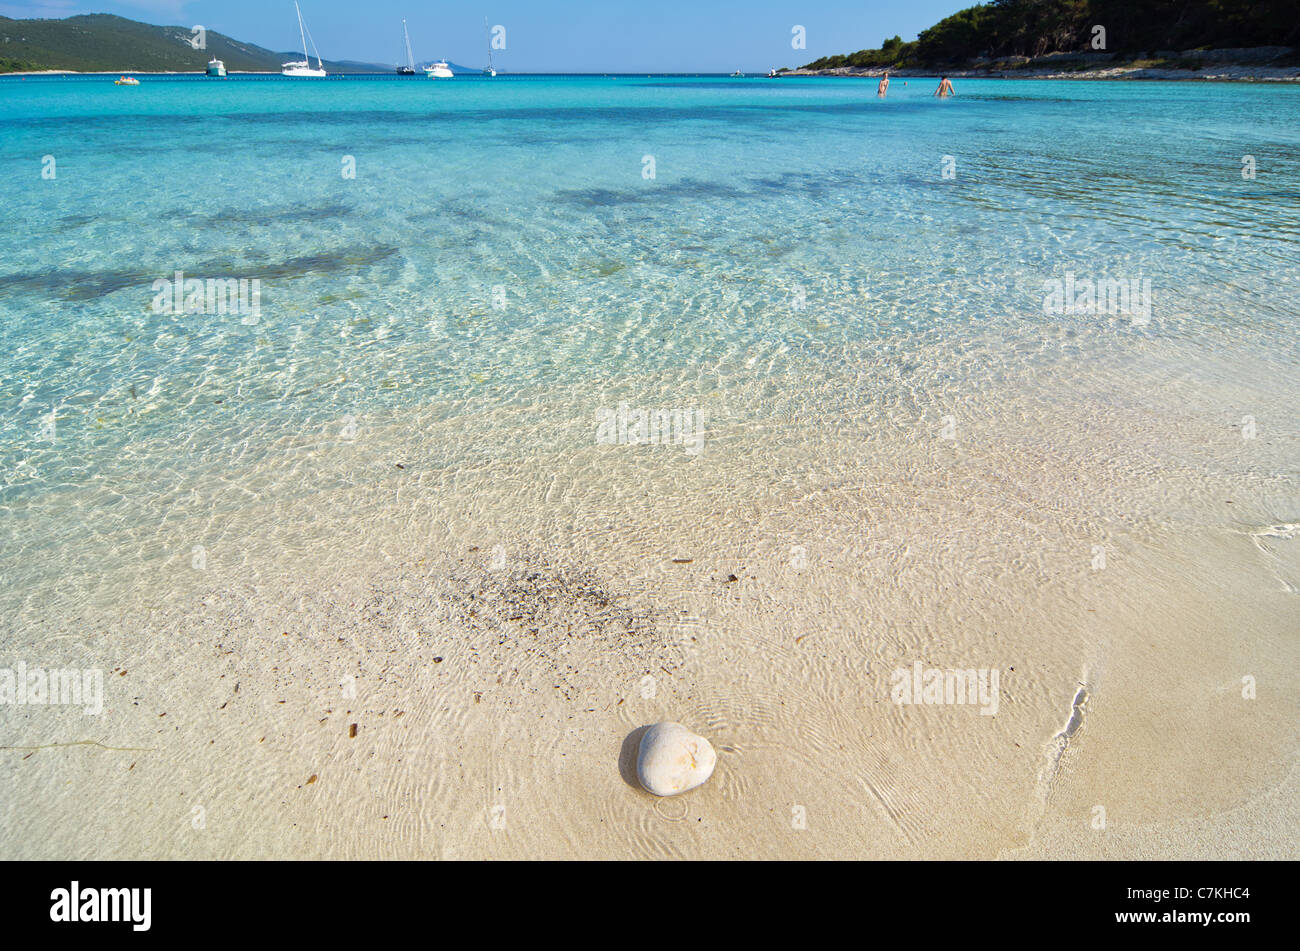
<box><xmin>0</xmin><ymin>0</ymin><xmax>971</xmax><ymax>71</ymax></box>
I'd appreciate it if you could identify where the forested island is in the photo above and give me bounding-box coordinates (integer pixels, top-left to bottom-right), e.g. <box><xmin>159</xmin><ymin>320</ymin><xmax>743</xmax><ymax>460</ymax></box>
<box><xmin>0</xmin><ymin>13</ymin><xmax>387</xmax><ymax>74</ymax></box>
<box><xmin>796</xmin><ymin>0</ymin><xmax>1298</xmax><ymax>77</ymax></box>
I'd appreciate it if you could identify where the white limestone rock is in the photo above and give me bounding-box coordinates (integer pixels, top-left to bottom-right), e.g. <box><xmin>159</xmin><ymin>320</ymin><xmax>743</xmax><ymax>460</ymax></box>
<box><xmin>636</xmin><ymin>722</ymin><xmax>716</xmax><ymax>796</ymax></box>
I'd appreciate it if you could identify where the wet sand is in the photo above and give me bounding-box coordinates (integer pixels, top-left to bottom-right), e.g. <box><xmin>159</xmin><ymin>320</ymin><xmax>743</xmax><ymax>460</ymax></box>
<box><xmin>3</xmin><ymin>325</ymin><xmax>1295</xmax><ymax>859</ymax></box>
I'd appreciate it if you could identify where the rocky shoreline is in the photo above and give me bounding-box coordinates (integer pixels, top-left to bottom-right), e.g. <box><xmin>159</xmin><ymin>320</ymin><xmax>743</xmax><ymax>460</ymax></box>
<box><xmin>784</xmin><ymin>46</ymin><xmax>1300</xmax><ymax>82</ymax></box>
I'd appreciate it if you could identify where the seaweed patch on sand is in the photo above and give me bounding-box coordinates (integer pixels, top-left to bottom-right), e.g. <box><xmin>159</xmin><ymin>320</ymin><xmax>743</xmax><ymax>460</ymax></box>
<box><xmin>433</xmin><ymin>560</ymin><xmax>682</xmax><ymax>702</ymax></box>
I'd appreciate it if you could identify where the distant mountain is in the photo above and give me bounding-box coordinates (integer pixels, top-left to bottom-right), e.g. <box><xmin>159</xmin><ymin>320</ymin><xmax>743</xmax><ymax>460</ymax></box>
<box><xmin>0</xmin><ymin>13</ymin><xmax>391</xmax><ymax>73</ymax></box>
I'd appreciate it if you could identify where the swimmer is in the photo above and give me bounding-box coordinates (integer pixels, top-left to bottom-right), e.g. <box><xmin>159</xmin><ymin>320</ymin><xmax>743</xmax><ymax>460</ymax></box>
<box><xmin>934</xmin><ymin>76</ymin><xmax>954</xmax><ymax>98</ymax></box>
<box><xmin>877</xmin><ymin>71</ymin><xmax>890</xmax><ymax>97</ymax></box>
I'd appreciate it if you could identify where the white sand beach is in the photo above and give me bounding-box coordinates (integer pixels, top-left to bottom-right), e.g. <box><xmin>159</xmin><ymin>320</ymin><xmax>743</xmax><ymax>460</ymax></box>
<box><xmin>3</xmin><ymin>318</ymin><xmax>1295</xmax><ymax>859</ymax></box>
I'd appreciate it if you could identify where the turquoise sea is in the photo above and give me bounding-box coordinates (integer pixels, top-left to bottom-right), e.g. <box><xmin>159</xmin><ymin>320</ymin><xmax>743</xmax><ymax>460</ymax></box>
<box><xmin>2</xmin><ymin>74</ymin><xmax>1300</xmax><ymax>860</ymax></box>
<box><xmin>2</xmin><ymin>74</ymin><xmax>1298</xmax><ymax>606</ymax></box>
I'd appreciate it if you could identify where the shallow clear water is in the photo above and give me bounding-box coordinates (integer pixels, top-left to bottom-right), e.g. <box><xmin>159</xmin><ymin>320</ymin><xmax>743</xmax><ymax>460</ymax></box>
<box><xmin>1</xmin><ymin>74</ymin><xmax>1298</xmax><ymax>605</ymax></box>
<box><xmin>3</xmin><ymin>75</ymin><xmax>1299</xmax><ymax>860</ymax></box>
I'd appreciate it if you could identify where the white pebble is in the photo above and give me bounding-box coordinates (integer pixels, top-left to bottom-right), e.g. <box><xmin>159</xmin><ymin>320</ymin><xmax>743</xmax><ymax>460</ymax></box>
<box><xmin>636</xmin><ymin>722</ymin><xmax>716</xmax><ymax>796</ymax></box>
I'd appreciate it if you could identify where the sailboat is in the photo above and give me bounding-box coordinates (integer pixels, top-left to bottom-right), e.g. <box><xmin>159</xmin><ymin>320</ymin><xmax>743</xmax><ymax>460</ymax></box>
<box><xmin>483</xmin><ymin>18</ymin><xmax>496</xmax><ymax>76</ymax></box>
<box><xmin>282</xmin><ymin>2</ymin><xmax>326</xmax><ymax>77</ymax></box>
<box><xmin>396</xmin><ymin>19</ymin><xmax>417</xmax><ymax>75</ymax></box>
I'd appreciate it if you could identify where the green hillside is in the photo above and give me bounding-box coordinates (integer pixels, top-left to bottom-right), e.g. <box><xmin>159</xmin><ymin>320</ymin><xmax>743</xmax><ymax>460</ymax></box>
<box><xmin>802</xmin><ymin>0</ymin><xmax>1300</xmax><ymax>70</ymax></box>
<box><xmin>0</xmin><ymin>13</ymin><xmax>385</xmax><ymax>73</ymax></box>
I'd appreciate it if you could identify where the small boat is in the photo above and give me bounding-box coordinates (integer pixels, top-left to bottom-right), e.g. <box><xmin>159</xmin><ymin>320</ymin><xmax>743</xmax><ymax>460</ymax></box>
<box><xmin>483</xmin><ymin>18</ymin><xmax>496</xmax><ymax>76</ymax></box>
<box><xmin>114</xmin><ymin>75</ymin><xmax>139</xmax><ymax>85</ymax></box>
<box><xmin>282</xmin><ymin>2</ymin><xmax>327</xmax><ymax>77</ymax></box>
<box><xmin>730</xmin><ymin>70</ymin><xmax>744</xmax><ymax>78</ymax></box>
<box><xmin>207</xmin><ymin>59</ymin><xmax>227</xmax><ymax>77</ymax></box>
<box><xmin>396</xmin><ymin>19</ymin><xmax>416</xmax><ymax>75</ymax></box>
<box><xmin>425</xmin><ymin>60</ymin><xmax>453</xmax><ymax>79</ymax></box>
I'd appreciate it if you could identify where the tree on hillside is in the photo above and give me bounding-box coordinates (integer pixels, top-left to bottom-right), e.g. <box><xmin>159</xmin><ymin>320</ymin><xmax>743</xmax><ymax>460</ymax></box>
<box><xmin>830</xmin><ymin>0</ymin><xmax>1300</xmax><ymax>68</ymax></box>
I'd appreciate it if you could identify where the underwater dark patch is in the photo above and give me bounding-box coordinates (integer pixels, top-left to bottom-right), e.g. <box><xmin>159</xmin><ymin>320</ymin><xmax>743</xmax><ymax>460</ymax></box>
<box><xmin>0</xmin><ymin>244</ymin><xmax>401</xmax><ymax>301</ymax></box>
<box><xmin>159</xmin><ymin>202</ymin><xmax>354</xmax><ymax>226</ymax></box>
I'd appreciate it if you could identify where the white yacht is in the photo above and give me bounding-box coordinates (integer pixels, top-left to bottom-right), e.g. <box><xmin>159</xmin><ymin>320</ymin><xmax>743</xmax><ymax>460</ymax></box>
<box><xmin>425</xmin><ymin>60</ymin><xmax>453</xmax><ymax>79</ymax></box>
<box><xmin>282</xmin><ymin>2</ymin><xmax>327</xmax><ymax>77</ymax></box>
<box><xmin>206</xmin><ymin>59</ymin><xmax>227</xmax><ymax>77</ymax></box>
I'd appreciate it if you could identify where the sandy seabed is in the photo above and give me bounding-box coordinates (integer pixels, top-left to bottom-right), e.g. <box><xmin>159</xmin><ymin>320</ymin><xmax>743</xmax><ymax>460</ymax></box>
<box><xmin>1</xmin><ymin>323</ymin><xmax>1296</xmax><ymax>860</ymax></box>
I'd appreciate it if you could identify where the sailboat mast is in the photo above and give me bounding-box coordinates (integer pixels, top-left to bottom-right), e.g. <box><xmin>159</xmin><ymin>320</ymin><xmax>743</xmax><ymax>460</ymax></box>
<box><xmin>485</xmin><ymin>18</ymin><xmax>493</xmax><ymax>70</ymax></box>
<box><xmin>295</xmin><ymin>1</ymin><xmax>308</xmax><ymax>62</ymax></box>
<box><xmin>404</xmin><ymin>19</ymin><xmax>415</xmax><ymax>71</ymax></box>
